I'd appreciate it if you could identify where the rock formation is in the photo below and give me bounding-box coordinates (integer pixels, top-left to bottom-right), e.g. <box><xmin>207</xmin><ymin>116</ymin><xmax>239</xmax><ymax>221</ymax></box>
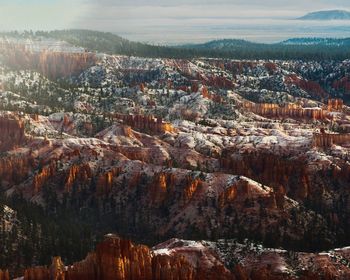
<box><xmin>19</xmin><ymin>235</ymin><xmax>350</xmax><ymax>280</ymax></box>
<box><xmin>285</xmin><ymin>74</ymin><xmax>328</xmax><ymax>99</ymax></box>
<box><xmin>115</xmin><ymin>114</ymin><xmax>175</xmax><ymax>134</ymax></box>
<box><xmin>0</xmin><ymin>270</ymin><xmax>9</xmax><ymax>280</ymax></box>
<box><xmin>0</xmin><ymin>115</ymin><xmax>26</xmax><ymax>152</ymax></box>
<box><xmin>0</xmin><ymin>40</ymin><xmax>97</xmax><ymax>79</ymax></box>
<box><xmin>1</xmin><ymin>44</ymin><xmax>350</xmax><ymax>280</ymax></box>
<box><xmin>243</xmin><ymin>101</ymin><xmax>328</xmax><ymax>120</ymax></box>
<box><xmin>64</xmin><ymin>164</ymin><xmax>92</xmax><ymax>192</ymax></box>
<box><xmin>22</xmin><ymin>235</ymin><xmax>231</xmax><ymax>280</ymax></box>
<box><xmin>313</xmin><ymin>132</ymin><xmax>350</xmax><ymax>148</ymax></box>
<box><xmin>333</xmin><ymin>76</ymin><xmax>350</xmax><ymax>94</ymax></box>
<box><xmin>32</xmin><ymin>162</ymin><xmax>57</xmax><ymax>194</ymax></box>
<box><xmin>0</xmin><ymin>154</ymin><xmax>33</xmax><ymax>187</ymax></box>
<box><xmin>327</xmin><ymin>99</ymin><xmax>344</xmax><ymax>111</ymax></box>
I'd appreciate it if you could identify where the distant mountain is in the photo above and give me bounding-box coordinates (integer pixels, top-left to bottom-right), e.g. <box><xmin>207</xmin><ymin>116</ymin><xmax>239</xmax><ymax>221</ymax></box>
<box><xmin>298</xmin><ymin>10</ymin><xmax>350</xmax><ymax>20</ymax></box>
<box><xmin>281</xmin><ymin>37</ymin><xmax>350</xmax><ymax>46</ymax></box>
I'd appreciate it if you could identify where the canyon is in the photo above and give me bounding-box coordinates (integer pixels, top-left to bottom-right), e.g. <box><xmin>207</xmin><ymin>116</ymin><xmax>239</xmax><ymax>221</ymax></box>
<box><xmin>0</xmin><ymin>36</ymin><xmax>350</xmax><ymax>279</ymax></box>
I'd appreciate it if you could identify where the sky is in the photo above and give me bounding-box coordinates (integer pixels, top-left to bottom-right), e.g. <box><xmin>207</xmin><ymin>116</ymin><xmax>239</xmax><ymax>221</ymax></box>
<box><xmin>1</xmin><ymin>0</ymin><xmax>350</xmax><ymax>43</ymax></box>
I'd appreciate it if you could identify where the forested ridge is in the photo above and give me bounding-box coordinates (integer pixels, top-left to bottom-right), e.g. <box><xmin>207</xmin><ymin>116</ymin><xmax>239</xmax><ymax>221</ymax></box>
<box><xmin>2</xmin><ymin>29</ymin><xmax>350</xmax><ymax>60</ymax></box>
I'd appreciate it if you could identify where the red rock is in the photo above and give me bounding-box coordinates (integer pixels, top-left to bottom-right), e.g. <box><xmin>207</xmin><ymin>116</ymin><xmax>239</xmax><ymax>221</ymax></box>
<box><xmin>332</xmin><ymin>76</ymin><xmax>350</xmax><ymax>94</ymax></box>
<box><xmin>0</xmin><ymin>155</ymin><xmax>33</xmax><ymax>187</ymax></box>
<box><xmin>0</xmin><ymin>270</ymin><xmax>10</xmax><ymax>280</ymax></box>
<box><xmin>24</xmin><ymin>266</ymin><xmax>50</xmax><ymax>280</ymax></box>
<box><xmin>96</xmin><ymin>167</ymin><xmax>122</xmax><ymax>195</ymax></box>
<box><xmin>22</xmin><ymin>235</ymin><xmax>235</xmax><ymax>280</ymax></box>
<box><xmin>115</xmin><ymin>114</ymin><xmax>175</xmax><ymax>134</ymax></box>
<box><xmin>327</xmin><ymin>99</ymin><xmax>344</xmax><ymax>111</ymax></box>
<box><xmin>0</xmin><ymin>115</ymin><xmax>26</xmax><ymax>152</ymax></box>
<box><xmin>312</xmin><ymin>132</ymin><xmax>350</xmax><ymax>148</ymax></box>
<box><xmin>243</xmin><ymin>101</ymin><xmax>328</xmax><ymax>120</ymax></box>
<box><xmin>285</xmin><ymin>74</ymin><xmax>328</xmax><ymax>99</ymax></box>
<box><xmin>64</xmin><ymin>163</ymin><xmax>92</xmax><ymax>192</ymax></box>
<box><xmin>32</xmin><ymin>162</ymin><xmax>57</xmax><ymax>194</ymax></box>
<box><xmin>0</xmin><ymin>41</ymin><xmax>97</xmax><ymax>79</ymax></box>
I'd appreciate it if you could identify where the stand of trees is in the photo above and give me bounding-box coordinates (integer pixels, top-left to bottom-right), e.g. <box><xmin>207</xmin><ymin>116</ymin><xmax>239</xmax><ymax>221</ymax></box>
<box><xmin>2</xmin><ymin>30</ymin><xmax>350</xmax><ymax>61</ymax></box>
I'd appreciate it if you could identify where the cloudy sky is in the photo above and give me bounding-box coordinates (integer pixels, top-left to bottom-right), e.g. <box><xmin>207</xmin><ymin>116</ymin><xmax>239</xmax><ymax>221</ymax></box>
<box><xmin>1</xmin><ymin>0</ymin><xmax>350</xmax><ymax>43</ymax></box>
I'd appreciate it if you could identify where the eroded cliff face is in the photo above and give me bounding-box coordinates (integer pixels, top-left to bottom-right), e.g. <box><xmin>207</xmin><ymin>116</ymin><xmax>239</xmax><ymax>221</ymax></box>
<box><xmin>243</xmin><ymin>102</ymin><xmax>329</xmax><ymax>120</ymax></box>
<box><xmin>0</xmin><ymin>154</ymin><xmax>33</xmax><ymax>188</ymax></box>
<box><xmin>22</xmin><ymin>235</ymin><xmax>231</xmax><ymax>280</ymax></box>
<box><xmin>37</xmin><ymin>51</ymin><xmax>97</xmax><ymax>80</ymax></box>
<box><xmin>0</xmin><ymin>41</ymin><xmax>97</xmax><ymax>79</ymax></box>
<box><xmin>220</xmin><ymin>147</ymin><xmax>350</xmax><ymax>248</ymax></box>
<box><xmin>0</xmin><ymin>112</ymin><xmax>343</xmax><ymax>252</ymax></box>
<box><xmin>64</xmin><ymin>164</ymin><xmax>92</xmax><ymax>193</ymax></box>
<box><xmin>20</xmin><ymin>236</ymin><xmax>350</xmax><ymax>280</ymax></box>
<box><xmin>0</xmin><ymin>270</ymin><xmax>9</xmax><ymax>280</ymax></box>
<box><xmin>285</xmin><ymin>74</ymin><xmax>328</xmax><ymax>100</ymax></box>
<box><xmin>313</xmin><ymin>133</ymin><xmax>350</xmax><ymax>148</ymax></box>
<box><xmin>0</xmin><ymin>115</ymin><xmax>26</xmax><ymax>152</ymax></box>
<box><xmin>115</xmin><ymin>114</ymin><xmax>175</xmax><ymax>134</ymax></box>
<box><xmin>220</xmin><ymin>150</ymin><xmax>309</xmax><ymax>199</ymax></box>
<box><xmin>333</xmin><ymin>76</ymin><xmax>350</xmax><ymax>95</ymax></box>
<box><xmin>32</xmin><ymin>163</ymin><xmax>57</xmax><ymax>194</ymax></box>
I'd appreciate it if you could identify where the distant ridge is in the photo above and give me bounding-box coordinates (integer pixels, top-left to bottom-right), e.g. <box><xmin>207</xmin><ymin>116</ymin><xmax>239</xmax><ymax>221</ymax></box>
<box><xmin>281</xmin><ymin>37</ymin><xmax>350</xmax><ymax>46</ymax></box>
<box><xmin>298</xmin><ymin>10</ymin><xmax>350</xmax><ymax>20</ymax></box>
<box><xmin>180</xmin><ymin>39</ymin><xmax>259</xmax><ymax>50</ymax></box>
<box><xmin>2</xmin><ymin>30</ymin><xmax>350</xmax><ymax>61</ymax></box>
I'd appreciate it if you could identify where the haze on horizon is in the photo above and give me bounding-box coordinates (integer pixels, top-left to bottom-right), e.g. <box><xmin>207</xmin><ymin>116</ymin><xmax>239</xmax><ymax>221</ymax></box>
<box><xmin>1</xmin><ymin>0</ymin><xmax>350</xmax><ymax>44</ymax></box>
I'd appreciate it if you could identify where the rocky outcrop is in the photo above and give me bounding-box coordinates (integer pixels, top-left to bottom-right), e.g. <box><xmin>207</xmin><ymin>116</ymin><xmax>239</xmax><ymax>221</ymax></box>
<box><xmin>64</xmin><ymin>164</ymin><xmax>92</xmax><ymax>192</ymax></box>
<box><xmin>24</xmin><ymin>266</ymin><xmax>50</xmax><ymax>280</ymax></box>
<box><xmin>201</xmin><ymin>86</ymin><xmax>224</xmax><ymax>103</ymax></box>
<box><xmin>220</xmin><ymin>149</ymin><xmax>330</xmax><ymax>202</ymax></box>
<box><xmin>0</xmin><ymin>115</ymin><xmax>26</xmax><ymax>152</ymax></box>
<box><xmin>22</xmin><ymin>235</ymin><xmax>232</xmax><ymax>280</ymax></box>
<box><xmin>32</xmin><ymin>162</ymin><xmax>57</xmax><ymax>194</ymax></box>
<box><xmin>327</xmin><ymin>98</ymin><xmax>344</xmax><ymax>111</ymax></box>
<box><xmin>0</xmin><ymin>155</ymin><xmax>33</xmax><ymax>188</ymax></box>
<box><xmin>0</xmin><ymin>270</ymin><xmax>9</xmax><ymax>280</ymax></box>
<box><xmin>20</xmin><ymin>235</ymin><xmax>350</xmax><ymax>280</ymax></box>
<box><xmin>333</xmin><ymin>76</ymin><xmax>350</xmax><ymax>95</ymax></box>
<box><xmin>38</xmin><ymin>51</ymin><xmax>97</xmax><ymax>80</ymax></box>
<box><xmin>285</xmin><ymin>74</ymin><xmax>328</xmax><ymax>99</ymax></box>
<box><xmin>243</xmin><ymin>101</ymin><xmax>328</xmax><ymax>120</ymax></box>
<box><xmin>96</xmin><ymin>167</ymin><xmax>122</xmax><ymax>195</ymax></box>
<box><xmin>0</xmin><ymin>41</ymin><xmax>97</xmax><ymax>79</ymax></box>
<box><xmin>115</xmin><ymin>114</ymin><xmax>175</xmax><ymax>134</ymax></box>
<box><xmin>313</xmin><ymin>132</ymin><xmax>350</xmax><ymax>148</ymax></box>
